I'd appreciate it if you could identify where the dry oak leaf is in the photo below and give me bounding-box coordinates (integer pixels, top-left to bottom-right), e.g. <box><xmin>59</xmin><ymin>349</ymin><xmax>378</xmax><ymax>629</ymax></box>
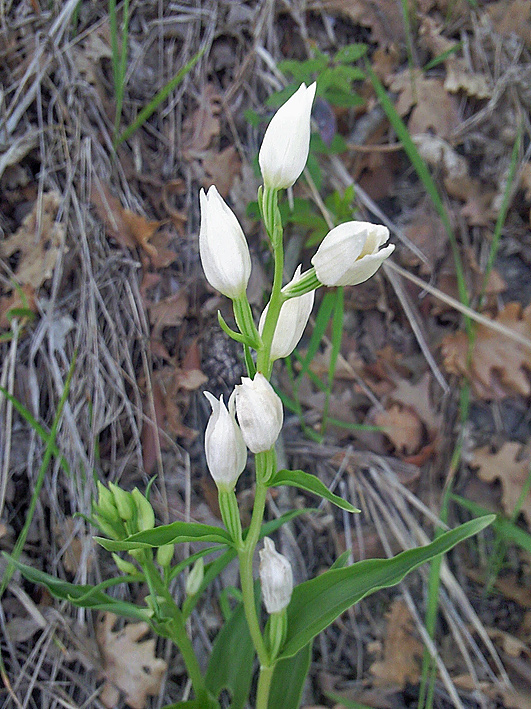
<box><xmin>182</xmin><ymin>83</ymin><xmax>221</xmax><ymax>156</ymax></box>
<box><xmin>441</xmin><ymin>302</ymin><xmax>531</xmax><ymax>399</ymax></box>
<box><xmin>370</xmin><ymin>599</ymin><xmax>423</xmax><ymax>688</ymax></box>
<box><xmin>96</xmin><ymin>612</ymin><xmax>167</xmax><ymax>709</ymax></box>
<box><xmin>91</xmin><ymin>185</ymin><xmax>161</xmax><ymax>260</ymax></box>
<box><xmin>472</xmin><ymin>443</ymin><xmax>531</xmax><ymax>526</ymax></box>
<box><xmin>389</xmin><ymin>71</ymin><xmax>460</xmax><ymax>139</ymax></box>
<box><xmin>486</xmin><ymin>0</ymin><xmax>531</xmax><ymax>47</ymax></box>
<box><xmin>374</xmin><ymin>403</ymin><xmax>423</xmax><ymax>455</ymax></box>
<box><xmin>202</xmin><ymin>145</ymin><xmax>242</xmax><ymax>198</ymax></box>
<box><xmin>0</xmin><ymin>192</ymin><xmax>66</xmax><ymax>290</ymax></box>
<box><xmin>323</xmin><ymin>0</ymin><xmax>405</xmax><ymax>46</ymax></box>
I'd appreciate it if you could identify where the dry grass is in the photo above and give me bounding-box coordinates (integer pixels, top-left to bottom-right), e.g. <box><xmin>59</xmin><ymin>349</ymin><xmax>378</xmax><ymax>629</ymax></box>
<box><xmin>1</xmin><ymin>1</ymin><xmax>530</xmax><ymax>707</ymax></box>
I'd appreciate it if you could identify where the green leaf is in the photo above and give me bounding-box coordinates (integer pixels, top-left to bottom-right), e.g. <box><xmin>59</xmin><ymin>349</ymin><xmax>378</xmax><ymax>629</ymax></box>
<box><xmin>268</xmin><ymin>470</ymin><xmax>359</xmax><ymax>513</ymax></box>
<box><xmin>268</xmin><ymin>642</ymin><xmax>312</xmax><ymax>709</ymax></box>
<box><xmin>4</xmin><ymin>555</ymin><xmax>149</xmax><ymax>621</ymax></box>
<box><xmin>162</xmin><ymin>699</ymin><xmax>219</xmax><ymax>709</ymax></box>
<box><xmin>334</xmin><ymin>44</ymin><xmax>368</xmax><ymax>64</ymax></box>
<box><xmin>205</xmin><ymin>593</ymin><xmax>258</xmax><ymax>709</ymax></box>
<box><xmin>279</xmin><ymin>516</ymin><xmax>495</xmax><ymax>659</ymax></box>
<box><xmin>95</xmin><ymin>522</ymin><xmax>232</xmax><ymax>552</ymax></box>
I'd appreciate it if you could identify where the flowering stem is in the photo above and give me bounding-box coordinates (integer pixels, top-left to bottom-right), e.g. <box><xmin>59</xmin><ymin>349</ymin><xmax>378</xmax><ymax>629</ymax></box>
<box><xmin>257</xmin><ymin>188</ymin><xmax>285</xmax><ymax>377</ymax></box>
<box><xmin>238</xmin><ymin>473</ymin><xmax>269</xmax><ymax>666</ymax></box>
<box><xmin>142</xmin><ymin>555</ymin><xmax>208</xmax><ymax>705</ymax></box>
<box><xmin>256</xmin><ymin>663</ymin><xmax>274</xmax><ymax>709</ymax></box>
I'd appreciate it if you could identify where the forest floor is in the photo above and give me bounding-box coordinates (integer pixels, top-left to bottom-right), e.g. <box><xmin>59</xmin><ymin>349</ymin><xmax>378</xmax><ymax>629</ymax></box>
<box><xmin>1</xmin><ymin>1</ymin><xmax>531</xmax><ymax>707</ymax></box>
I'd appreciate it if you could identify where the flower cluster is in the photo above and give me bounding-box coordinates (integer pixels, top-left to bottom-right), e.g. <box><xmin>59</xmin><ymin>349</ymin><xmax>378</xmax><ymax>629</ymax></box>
<box><xmin>199</xmin><ymin>81</ymin><xmax>395</xmax><ymax>615</ymax></box>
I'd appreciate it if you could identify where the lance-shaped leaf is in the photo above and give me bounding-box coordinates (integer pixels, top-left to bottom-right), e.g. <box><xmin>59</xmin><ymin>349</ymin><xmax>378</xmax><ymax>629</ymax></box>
<box><xmin>268</xmin><ymin>642</ymin><xmax>312</xmax><ymax>709</ymax></box>
<box><xmin>95</xmin><ymin>522</ymin><xmax>232</xmax><ymax>552</ymax></box>
<box><xmin>205</xmin><ymin>592</ymin><xmax>258</xmax><ymax>709</ymax></box>
<box><xmin>268</xmin><ymin>469</ymin><xmax>359</xmax><ymax>513</ymax></box>
<box><xmin>4</xmin><ymin>555</ymin><xmax>149</xmax><ymax>621</ymax></box>
<box><xmin>278</xmin><ymin>515</ymin><xmax>494</xmax><ymax>659</ymax></box>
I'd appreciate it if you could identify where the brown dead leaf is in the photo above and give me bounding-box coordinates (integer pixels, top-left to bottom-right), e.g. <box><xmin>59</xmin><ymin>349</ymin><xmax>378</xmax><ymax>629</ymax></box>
<box><xmin>487</xmin><ymin>0</ymin><xmax>531</xmax><ymax>47</ymax></box>
<box><xmin>91</xmin><ymin>185</ymin><xmax>162</xmax><ymax>260</ymax></box>
<box><xmin>0</xmin><ymin>192</ymin><xmax>66</xmax><ymax>289</ymax></box>
<box><xmin>390</xmin><ymin>372</ymin><xmax>440</xmax><ymax>436</ymax></box>
<box><xmin>444</xmin><ymin>62</ymin><xmax>492</xmax><ymax>99</ymax></box>
<box><xmin>419</xmin><ymin>16</ymin><xmax>492</xmax><ymax>99</ymax></box>
<box><xmin>374</xmin><ymin>403</ymin><xmax>423</xmax><ymax>455</ymax></box>
<box><xmin>402</xmin><ymin>199</ymin><xmax>448</xmax><ymax>273</ymax></box>
<box><xmin>148</xmin><ymin>290</ymin><xmax>188</xmax><ymax>342</ymax></box>
<box><xmin>96</xmin><ymin>612</ymin><xmax>167</xmax><ymax>709</ymax></box>
<box><xmin>202</xmin><ymin>145</ymin><xmax>242</xmax><ymax>198</ymax></box>
<box><xmin>441</xmin><ymin>302</ymin><xmax>531</xmax><ymax>398</ymax></box>
<box><xmin>389</xmin><ymin>70</ymin><xmax>460</xmax><ymax>139</ymax></box>
<box><xmin>472</xmin><ymin>443</ymin><xmax>531</xmax><ymax>526</ymax></box>
<box><xmin>370</xmin><ymin>599</ymin><xmax>423</xmax><ymax>687</ymax></box>
<box><xmin>323</xmin><ymin>0</ymin><xmax>405</xmax><ymax>46</ymax></box>
<box><xmin>182</xmin><ymin>83</ymin><xmax>221</xmax><ymax>155</ymax></box>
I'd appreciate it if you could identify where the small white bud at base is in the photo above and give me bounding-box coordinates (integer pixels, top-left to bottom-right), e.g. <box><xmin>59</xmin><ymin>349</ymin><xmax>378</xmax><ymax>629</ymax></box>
<box><xmin>185</xmin><ymin>558</ymin><xmax>204</xmax><ymax>597</ymax></box>
<box><xmin>199</xmin><ymin>186</ymin><xmax>252</xmax><ymax>298</ymax></box>
<box><xmin>233</xmin><ymin>373</ymin><xmax>283</xmax><ymax>454</ymax></box>
<box><xmin>259</xmin><ymin>265</ymin><xmax>315</xmax><ymax>360</ymax></box>
<box><xmin>259</xmin><ymin>83</ymin><xmax>317</xmax><ymax>190</ymax></box>
<box><xmin>259</xmin><ymin>537</ymin><xmax>293</xmax><ymax>614</ymax></box>
<box><xmin>204</xmin><ymin>392</ymin><xmax>247</xmax><ymax>491</ymax></box>
<box><xmin>311</xmin><ymin>221</ymin><xmax>395</xmax><ymax>287</ymax></box>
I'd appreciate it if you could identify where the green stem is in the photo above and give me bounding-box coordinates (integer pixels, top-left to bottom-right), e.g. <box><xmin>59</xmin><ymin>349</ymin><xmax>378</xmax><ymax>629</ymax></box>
<box><xmin>238</xmin><ymin>454</ymin><xmax>275</xmax><ymax>666</ymax></box>
<box><xmin>256</xmin><ymin>663</ymin><xmax>274</xmax><ymax>709</ymax></box>
<box><xmin>143</xmin><ymin>556</ymin><xmax>208</xmax><ymax>705</ymax></box>
<box><xmin>257</xmin><ymin>190</ymin><xmax>285</xmax><ymax>377</ymax></box>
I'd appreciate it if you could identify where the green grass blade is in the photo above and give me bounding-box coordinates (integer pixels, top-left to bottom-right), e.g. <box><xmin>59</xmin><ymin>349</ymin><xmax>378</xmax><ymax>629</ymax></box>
<box><xmin>0</xmin><ymin>385</ymin><xmax>70</xmax><ymax>473</ymax></box>
<box><xmin>366</xmin><ymin>64</ymin><xmax>471</xmax><ymax>325</ymax></box>
<box><xmin>116</xmin><ymin>46</ymin><xmax>205</xmax><ymax>146</ymax></box>
<box><xmin>0</xmin><ymin>352</ymin><xmax>76</xmax><ymax>599</ymax></box>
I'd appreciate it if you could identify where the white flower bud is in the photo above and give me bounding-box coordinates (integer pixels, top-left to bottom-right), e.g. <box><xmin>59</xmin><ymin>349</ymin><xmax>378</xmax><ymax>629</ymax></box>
<box><xmin>311</xmin><ymin>221</ymin><xmax>395</xmax><ymax>287</ymax></box>
<box><xmin>259</xmin><ymin>537</ymin><xmax>293</xmax><ymax>614</ymax></box>
<box><xmin>204</xmin><ymin>392</ymin><xmax>247</xmax><ymax>491</ymax></box>
<box><xmin>259</xmin><ymin>266</ymin><xmax>315</xmax><ymax>361</ymax></box>
<box><xmin>199</xmin><ymin>186</ymin><xmax>252</xmax><ymax>298</ymax></box>
<box><xmin>185</xmin><ymin>558</ymin><xmax>204</xmax><ymax>597</ymax></box>
<box><xmin>233</xmin><ymin>373</ymin><xmax>283</xmax><ymax>454</ymax></box>
<box><xmin>259</xmin><ymin>83</ymin><xmax>317</xmax><ymax>190</ymax></box>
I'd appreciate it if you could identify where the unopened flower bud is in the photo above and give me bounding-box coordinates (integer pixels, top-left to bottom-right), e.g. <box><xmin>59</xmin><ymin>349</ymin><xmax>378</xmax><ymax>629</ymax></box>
<box><xmin>156</xmin><ymin>543</ymin><xmax>175</xmax><ymax>568</ymax></box>
<box><xmin>204</xmin><ymin>392</ymin><xmax>247</xmax><ymax>491</ymax></box>
<box><xmin>233</xmin><ymin>373</ymin><xmax>283</xmax><ymax>454</ymax></box>
<box><xmin>311</xmin><ymin>221</ymin><xmax>394</xmax><ymax>287</ymax></box>
<box><xmin>109</xmin><ymin>483</ymin><xmax>135</xmax><ymax>521</ymax></box>
<box><xmin>259</xmin><ymin>266</ymin><xmax>315</xmax><ymax>360</ymax></box>
<box><xmin>112</xmin><ymin>553</ymin><xmax>140</xmax><ymax>576</ymax></box>
<box><xmin>259</xmin><ymin>83</ymin><xmax>317</xmax><ymax>190</ymax></box>
<box><xmin>259</xmin><ymin>537</ymin><xmax>293</xmax><ymax>614</ymax></box>
<box><xmin>131</xmin><ymin>489</ymin><xmax>155</xmax><ymax>531</ymax></box>
<box><xmin>185</xmin><ymin>558</ymin><xmax>204</xmax><ymax>597</ymax></box>
<box><xmin>199</xmin><ymin>186</ymin><xmax>252</xmax><ymax>298</ymax></box>
<box><xmin>96</xmin><ymin>481</ymin><xmax>118</xmax><ymax>519</ymax></box>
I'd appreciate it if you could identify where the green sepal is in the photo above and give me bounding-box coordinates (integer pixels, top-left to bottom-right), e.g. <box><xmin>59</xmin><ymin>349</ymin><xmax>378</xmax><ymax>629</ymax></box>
<box><xmin>217</xmin><ymin>310</ymin><xmax>254</xmax><ymax>345</ymax></box>
<box><xmin>268</xmin><ymin>469</ymin><xmax>359</xmax><ymax>513</ymax></box>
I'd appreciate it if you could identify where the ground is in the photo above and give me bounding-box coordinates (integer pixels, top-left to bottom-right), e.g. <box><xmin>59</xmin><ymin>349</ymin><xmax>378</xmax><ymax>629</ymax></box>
<box><xmin>1</xmin><ymin>1</ymin><xmax>531</xmax><ymax>708</ymax></box>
